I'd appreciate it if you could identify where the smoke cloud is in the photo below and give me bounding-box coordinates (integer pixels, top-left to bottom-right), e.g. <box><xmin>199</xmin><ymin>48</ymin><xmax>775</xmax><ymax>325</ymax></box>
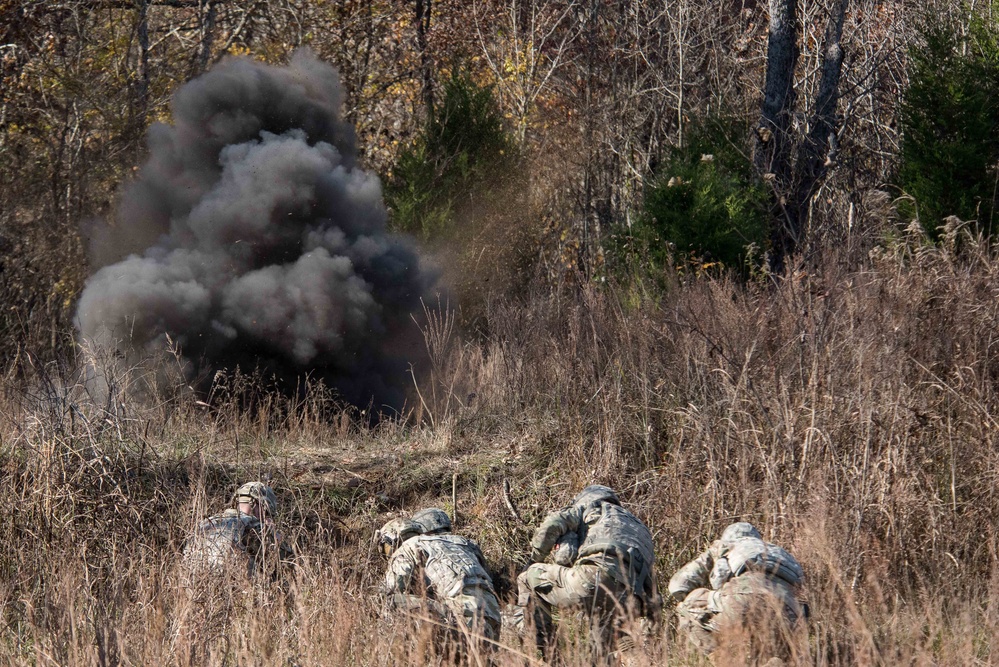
<box><xmin>76</xmin><ymin>50</ymin><xmax>433</xmax><ymax>411</ymax></box>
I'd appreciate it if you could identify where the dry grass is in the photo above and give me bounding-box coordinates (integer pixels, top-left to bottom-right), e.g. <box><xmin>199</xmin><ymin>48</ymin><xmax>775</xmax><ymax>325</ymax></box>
<box><xmin>4</xmin><ymin>229</ymin><xmax>999</xmax><ymax>665</ymax></box>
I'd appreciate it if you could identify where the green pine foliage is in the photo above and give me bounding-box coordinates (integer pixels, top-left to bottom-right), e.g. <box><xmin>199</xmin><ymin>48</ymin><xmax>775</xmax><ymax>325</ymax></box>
<box><xmin>616</xmin><ymin>117</ymin><xmax>768</xmax><ymax>278</ymax></box>
<box><xmin>385</xmin><ymin>73</ymin><xmax>512</xmax><ymax>239</ymax></box>
<box><xmin>898</xmin><ymin>13</ymin><xmax>999</xmax><ymax>237</ymax></box>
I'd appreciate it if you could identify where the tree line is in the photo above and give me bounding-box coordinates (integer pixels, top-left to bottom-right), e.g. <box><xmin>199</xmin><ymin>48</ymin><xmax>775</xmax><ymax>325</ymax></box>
<box><xmin>1</xmin><ymin>0</ymin><xmax>995</xmax><ymax>370</ymax></box>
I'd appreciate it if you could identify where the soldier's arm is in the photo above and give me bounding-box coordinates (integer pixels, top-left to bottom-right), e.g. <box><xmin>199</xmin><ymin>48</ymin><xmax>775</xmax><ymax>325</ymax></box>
<box><xmin>667</xmin><ymin>550</ymin><xmax>713</xmax><ymax>602</ymax></box>
<box><xmin>530</xmin><ymin>507</ymin><xmax>581</xmax><ymax>562</ymax></box>
<box><xmin>382</xmin><ymin>545</ymin><xmax>436</xmax><ymax>613</ymax></box>
<box><xmin>382</xmin><ymin>543</ymin><xmax>420</xmax><ymax>596</ymax></box>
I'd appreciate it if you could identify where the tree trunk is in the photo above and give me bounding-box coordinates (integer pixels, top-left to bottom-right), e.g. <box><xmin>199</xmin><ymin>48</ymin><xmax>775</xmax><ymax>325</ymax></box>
<box><xmin>415</xmin><ymin>0</ymin><xmax>433</xmax><ymax>114</ymax></box>
<box><xmin>789</xmin><ymin>0</ymin><xmax>849</xmax><ymax>249</ymax></box>
<box><xmin>136</xmin><ymin>0</ymin><xmax>149</xmax><ymax>130</ymax></box>
<box><xmin>756</xmin><ymin>0</ymin><xmax>851</xmax><ymax>275</ymax></box>
<box><xmin>754</xmin><ymin>0</ymin><xmax>799</xmax><ymax>273</ymax></box>
<box><xmin>198</xmin><ymin>0</ymin><xmax>218</xmax><ymax>72</ymax></box>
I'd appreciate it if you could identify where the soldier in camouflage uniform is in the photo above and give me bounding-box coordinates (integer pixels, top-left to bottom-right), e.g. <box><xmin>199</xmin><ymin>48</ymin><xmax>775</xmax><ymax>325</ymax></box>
<box><xmin>669</xmin><ymin>522</ymin><xmax>805</xmax><ymax>658</ymax></box>
<box><xmin>377</xmin><ymin>508</ymin><xmax>502</xmax><ymax>648</ymax></box>
<box><xmin>509</xmin><ymin>485</ymin><xmax>659</xmax><ymax>654</ymax></box>
<box><xmin>183</xmin><ymin>481</ymin><xmax>290</xmax><ymax>578</ymax></box>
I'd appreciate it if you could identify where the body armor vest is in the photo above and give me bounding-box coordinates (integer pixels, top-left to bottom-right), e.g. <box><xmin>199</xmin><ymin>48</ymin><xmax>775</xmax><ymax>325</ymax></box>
<box><xmin>711</xmin><ymin>536</ymin><xmax>803</xmax><ymax>589</ymax></box>
<box><xmin>414</xmin><ymin>534</ymin><xmax>495</xmax><ymax>599</ymax></box>
<box><xmin>576</xmin><ymin>501</ymin><xmax>656</xmax><ymax>568</ymax></box>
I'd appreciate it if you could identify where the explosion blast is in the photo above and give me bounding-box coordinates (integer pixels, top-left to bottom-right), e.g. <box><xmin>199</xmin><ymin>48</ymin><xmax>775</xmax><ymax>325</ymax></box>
<box><xmin>75</xmin><ymin>50</ymin><xmax>433</xmax><ymax>411</ymax></box>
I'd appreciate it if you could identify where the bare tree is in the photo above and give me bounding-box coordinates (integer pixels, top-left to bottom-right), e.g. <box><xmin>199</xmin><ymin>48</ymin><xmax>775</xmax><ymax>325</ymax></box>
<box><xmin>754</xmin><ymin>0</ymin><xmax>798</xmax><ymax>272</ymax></box>
<box><xmin>789</xmin><ymin>0</ymin><xmax>848</xmax><ymax>247</ymax></box>
<box><xmin>472</xmin><ymin>0</ymin><xmax>583</xmax><ymax>144</ymax></box>
<box><xmin>415</xmin><ymin>0</ymin><xmax>434</xmax><ymax>113</ymax></box>
<box><xmin>755</xmin><ymin>0</ymin><xmax>850</xmax><ymax>273</ymax></box>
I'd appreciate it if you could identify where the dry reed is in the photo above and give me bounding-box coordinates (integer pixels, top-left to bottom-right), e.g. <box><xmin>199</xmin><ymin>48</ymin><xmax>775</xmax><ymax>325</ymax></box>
<box><xmin>3</xmin><ymin>232</ymin><xmax>999</xmax><ymax>665</ymax></box>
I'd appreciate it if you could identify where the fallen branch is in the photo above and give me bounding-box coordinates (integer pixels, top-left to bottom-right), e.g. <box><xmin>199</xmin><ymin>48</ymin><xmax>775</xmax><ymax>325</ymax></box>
<box><xmin>503</xmin><ymin>478</ymin><xmax>528</xmax><ymax>525</ymax></box>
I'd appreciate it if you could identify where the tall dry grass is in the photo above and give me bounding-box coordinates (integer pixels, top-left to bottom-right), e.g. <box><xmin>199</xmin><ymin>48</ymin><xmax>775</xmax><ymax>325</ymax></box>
<box><xmin>4</xmin><ymin>227</ymin><xmax>999</xmax><ymax>664</ymax></box>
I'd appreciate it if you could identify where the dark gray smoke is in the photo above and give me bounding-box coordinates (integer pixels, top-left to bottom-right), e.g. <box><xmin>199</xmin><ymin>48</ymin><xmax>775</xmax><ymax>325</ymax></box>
<box><xmin>76</xmin><ymin>50</ymin><xmax>433</xmax><ymax>411</ymax></box>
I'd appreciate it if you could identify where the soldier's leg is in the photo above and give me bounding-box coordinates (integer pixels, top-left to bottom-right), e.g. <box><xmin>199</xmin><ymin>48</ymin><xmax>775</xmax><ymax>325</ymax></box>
<box><xmin>523</xmin><ymin>563</ymin><xmax>628</xmax><ymax>661</ymax></box>
<box><xmin>453</xmin><ymin>590</ymin><xmax>502</xmax><ymax>644</ymax></box>
<box><xmin>523</xmin><ymin>562</ymin><xmax>600</xmax><ymax>609</ymax></box>
<box><xmin>511</xmin><ymin>563</ymin><xmax>598</xmax><ymax>651</ymax></box>
<box><xmin>675</xmin><ymin>587</ymin><xmax>722</xmax><ymax>654</ymax></box>
<box><xmin>586</xmin><ymin>572</ymin><xmax>637</xmax><ymax>661</ymax></box>
<box><xmin>714</xmin><ymin>574</ymin><xmax>801</xmax><ymax>663</ymax></box>
<box><xmin>511</xmin><ymin>568</ymin><xmax>557</xmax><ymax>650</ymax></box>
<box><xmin>512</xmin><ymin>563</ymin><xmax>604</xmax><ymax>620</ymax></box>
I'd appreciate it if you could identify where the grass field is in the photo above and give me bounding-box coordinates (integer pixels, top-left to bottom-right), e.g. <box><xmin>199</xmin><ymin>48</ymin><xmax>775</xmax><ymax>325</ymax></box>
<box><xmin>4</xmin><ymin>232</ymin><xmax>999</xmax><ymax>665</ymax></box>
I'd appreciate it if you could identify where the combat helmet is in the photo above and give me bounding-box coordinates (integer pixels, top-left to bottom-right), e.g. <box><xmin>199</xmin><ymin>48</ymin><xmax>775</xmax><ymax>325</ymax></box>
<box><xmin>376</xmin><ymin>517</ymin><xmax>422</xmax><ymax>558</ymax></box>
<box><xmin>233</xmin><ymin>481</ymin><xmax>278</xmax><ymax>517</ymax></box>
<box><xmin>411</xmin><ymin>507</ymin><xmax>452</xmax><ymax>534</ymax></box>
<box><xmin>572</xmin><ymin>484</ymin><xmax>620</xmax><ymax>508</ymax></box>
<box><xmin>720</xmin><ymin>521</ymin><xmax>762</xmax><ymax>542</ymax></box>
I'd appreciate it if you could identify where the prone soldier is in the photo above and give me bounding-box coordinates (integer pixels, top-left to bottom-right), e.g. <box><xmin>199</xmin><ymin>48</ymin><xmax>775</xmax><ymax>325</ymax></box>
<box><xmin>509</xmin><ymin>484</ymin><xmax>660</xmax><ymax>656</ymax></box>
<box><xmin>376</xmin><ymin>508</ymin><xmax>502</xmax><ymax>651</ymax></box>
<box><xmin>668</xmin><ymin>522</ymin><xmax>805</xmax><ymax>661</ymax></box>
<box><xmin>183</xmin><ymin>481</ymin><xmax>292</xmax><ymax>579</ymax></box>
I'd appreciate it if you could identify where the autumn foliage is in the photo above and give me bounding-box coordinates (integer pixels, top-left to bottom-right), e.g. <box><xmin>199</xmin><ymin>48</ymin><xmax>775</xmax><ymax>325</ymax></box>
<box><xmin>6</xmin><ymin>1</ymin><xmax>999</xmax><ymax>665</ymax></box>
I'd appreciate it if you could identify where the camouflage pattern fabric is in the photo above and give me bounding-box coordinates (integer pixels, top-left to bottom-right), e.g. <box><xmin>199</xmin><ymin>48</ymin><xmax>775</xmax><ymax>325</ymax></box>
<box><xmin>669</xmin><ymin>523</ymin><xmax>804</xmax><ymax>657</ymax></box>
<box><xmin>675</xmin><ymin>572</ymin><xmax>802</xmax><ymax>656</ymax></box>
<box><xmin>526</xmin><ymin>493</ymin><xmax>658</xmax><ymax>616</ymax></box>
<box><xmin>183</xmin><ymin>508</ymin><xmax>286</xmax><ymax>578</ymax></box>
<box><xmin>669</xmin><ymin>522</ymin><xmax>803</xmax><ymax>601</ymax></box>
<box><xmin>509</xmin><ymin>487</ymin><xmax>660</xmax><ymax>659</ymax></box>
<box><xmin>382</xmin><ymin>532</ymin><xmax>501</xmax><ymax>642</ymax></box>
<box><xmin>552</xmin><ymin>531</ymin><xmax>579</xmax><ymax>566</ymax></box>
<box><xmin>516</xmin><ymin>556</ymin><xmax>633</xmax><ymax>616</ymax></box>
<box><xmin>511</xmin><ymin>558</ymin><xmax>625</xmax><ymax>656</ymax></box>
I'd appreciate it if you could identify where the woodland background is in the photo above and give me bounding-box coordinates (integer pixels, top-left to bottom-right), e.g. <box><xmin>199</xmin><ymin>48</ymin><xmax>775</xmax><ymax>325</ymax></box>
<box><xmin>5</xmin><ymin>1</ymin><xmax>999</xmax><ymax>665</ymax></box>
<box><xmin>3</xmin><ymin>0</ymin><xmax>970</xmax><ymax>362</ymax></box>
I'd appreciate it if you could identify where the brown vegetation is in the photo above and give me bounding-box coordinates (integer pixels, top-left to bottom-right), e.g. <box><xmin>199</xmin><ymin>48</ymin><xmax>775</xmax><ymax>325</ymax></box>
<box><xmin>4</xmin><ymin>229</ymin><xmax>999</xmax><ymax>664</ymax></box>
<box><xmin>4</xmin><ymin>0</ymin><xmax>999</xmax><ymax>664</ymax></box>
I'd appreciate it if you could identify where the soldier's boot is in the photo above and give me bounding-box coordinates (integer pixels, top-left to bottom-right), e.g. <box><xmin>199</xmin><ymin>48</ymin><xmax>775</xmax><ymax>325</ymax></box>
<box><xmin>532</xmin><ymin>602</ymin><xmax>556</xmax><ymax>654</ymax></box>
<box><xmin>613</xmin><ymin>613</ymin><xmax>653</xmax><ymax>652</ymax></box>
<box><xmin>501</xmin><ymin>604</ymin><xmax>526</xmax><ymax>634</ymax></box>
<box><xmin>502</xmin><ymin>602</ymin><xmax>555</xmax><ymax>657</ymax></box>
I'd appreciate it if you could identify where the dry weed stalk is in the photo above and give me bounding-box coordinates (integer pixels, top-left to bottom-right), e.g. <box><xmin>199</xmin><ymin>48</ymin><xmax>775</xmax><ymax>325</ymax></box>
<box><xmin>4</xmin><ymin>239</ymin><xmax>999</xmax><ymax>664</ymax></box>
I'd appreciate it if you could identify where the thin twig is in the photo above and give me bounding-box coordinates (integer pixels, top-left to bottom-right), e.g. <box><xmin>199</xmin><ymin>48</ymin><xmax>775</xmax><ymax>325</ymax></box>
<box><xmin>502</xmin><ymin>478</ymin><xmax>528</xmax><ymax>525</ymax></box>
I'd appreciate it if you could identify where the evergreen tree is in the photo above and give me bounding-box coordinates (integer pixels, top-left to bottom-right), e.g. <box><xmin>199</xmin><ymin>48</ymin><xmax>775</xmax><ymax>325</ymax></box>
<box><xmin>899</xmin><ymin>14</ymin><xmax>999</xmax><ymax>237</ymax></box>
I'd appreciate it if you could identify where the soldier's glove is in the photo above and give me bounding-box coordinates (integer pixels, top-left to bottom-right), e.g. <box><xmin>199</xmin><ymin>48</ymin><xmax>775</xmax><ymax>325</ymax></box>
<box><xmin>552</xmin><ymin>532</ymin><xmax>578</xmax><ymax>566</ymax></box>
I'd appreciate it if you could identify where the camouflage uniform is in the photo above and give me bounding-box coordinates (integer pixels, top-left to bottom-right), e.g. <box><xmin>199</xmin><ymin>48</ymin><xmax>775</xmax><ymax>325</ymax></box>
<box><xmin>378</xmin><ymin>511</ymin><xmax>502</xmax><ymax>645</ymax></box>
<box><xmin>669</xmin><ymin>522</ymin><xmax>804</xmax><ymax>656</ymax></box>
<box><xmin>183</xmin><ymin>482</ymin><xmax>289</xmax><ymax>579</ymax></box>
<box><xmin>177</xmin><ymin>483</ymin><xmax>289</xmax><ymax>661</ymax></box>
<box><xmin>511</xmin><ymin>485</ymin><xmax>659</xmax><ymax>652</ymax></box>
